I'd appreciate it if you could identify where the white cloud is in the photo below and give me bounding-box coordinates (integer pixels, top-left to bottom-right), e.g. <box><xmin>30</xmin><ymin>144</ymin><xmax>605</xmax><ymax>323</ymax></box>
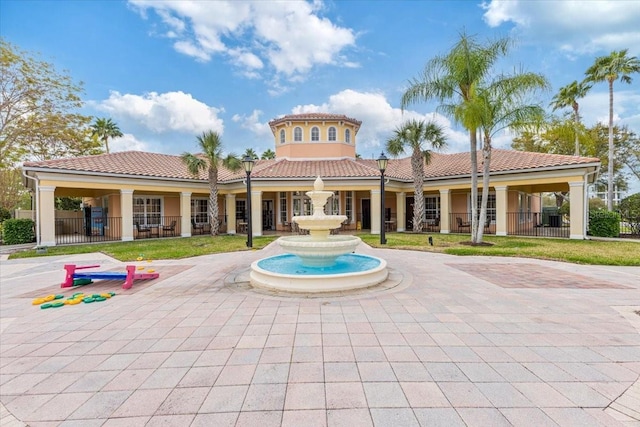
<box><xmin>128</xmin><ymin>0</ymin><xmax>356</xmax><ymax>83</ymax></box>
<box><xmin>96</xmin><ymin>90</ymin><xmax>224</xmax><ymax>134</ymax></box>
<box><xmin>232</xmin><ymin>109</ymin><xmax>271</xmax><ymax>137</ymax></box>
<box><xmin>482</xmin><ymin>0</ymin><xmax>640</xmax><ymax>55</ymax></box>
<box><xmin>109</xmin><ymin>133</ymin><xmax>151</xmax><ymax>153</ymax></box>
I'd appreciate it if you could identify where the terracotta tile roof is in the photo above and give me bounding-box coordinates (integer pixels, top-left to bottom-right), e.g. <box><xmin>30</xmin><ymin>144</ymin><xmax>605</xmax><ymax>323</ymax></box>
<box><xmin>268</xmin><ymin>113</ymin><xmax>362</xmax><ymax>127</ymax></box>
<box><xmin>23</xmin><ymin>149</ymin><xmax>600</xmax><ymax>183</ymax></box>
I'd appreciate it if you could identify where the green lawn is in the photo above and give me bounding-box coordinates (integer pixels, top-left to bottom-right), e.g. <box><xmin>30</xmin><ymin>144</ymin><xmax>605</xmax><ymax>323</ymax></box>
<box><xmin>8</xmin><ymin>235</ymin><xmax>279</xmax><ymax>262</ymax></box>
<box><xmin>358</xmin><ymin>233</ymin><xmax>640</xmax><ymax>266</ymax></box>
<box><xmin>7</xmin><ymin>233</ymin><xmax>640</xmax><ymax>266</ymax></box>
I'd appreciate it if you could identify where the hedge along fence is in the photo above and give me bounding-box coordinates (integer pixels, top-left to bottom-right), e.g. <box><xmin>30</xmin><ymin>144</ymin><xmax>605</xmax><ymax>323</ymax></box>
<box><xmin>2</xmin><ymin>218</ymin><xmax>35</xmax><ymax>245</ymax></box>
<box><xmin>588</xmin><ymin>210</ymin><xmax>621</xmax><ymax>238</ymax></box>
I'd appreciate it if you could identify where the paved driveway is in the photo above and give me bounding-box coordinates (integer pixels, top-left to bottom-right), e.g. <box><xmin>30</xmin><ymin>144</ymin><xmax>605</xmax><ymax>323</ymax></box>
<box><xmin>1</xmin><ymin>243</ymin><xmax>639</xmax><ymax>426</ymax></box>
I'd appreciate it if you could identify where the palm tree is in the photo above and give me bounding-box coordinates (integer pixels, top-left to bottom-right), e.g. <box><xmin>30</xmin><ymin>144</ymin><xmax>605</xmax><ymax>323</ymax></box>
<box><xmin>457</xmin><ymin>71</ymin><xmax>549</xmax><ymax>241</ymax></box>
<box><xmin>386</xmin><ymin>119</ymin><xmax>446</xmax><ymax>232</ymax></box>
<box><xmin>243</xmin><ymin>148</ymin><xmax>259</xmax><ymax>160</ymax></box>
<box><xmin>91</xmin><ymin>118</ymin><xmax>123</xmax><ymax>154</ymax></box>
<box><xmin>584</xmin><ymin>49</ymin><xmax>640</xmax><ymax>209</ymax></box>
<box><xmin>261</xmin><ymin>149</ymin><xmax>275</xmax><ymax>160</ymax></box>
<box><xmin>550</xmin><ymin>80</ymin><xmax>591</xmax><ymax>156</ymax></box>
<box><xmin>182</xmin><ymin>131</ymin><xmax>241</xmax><ymax>236</ymax></box>
<box><xmin>401</xmin><ymin>31</ymin><xmax>511</xmax><ymax>243</ymax></box>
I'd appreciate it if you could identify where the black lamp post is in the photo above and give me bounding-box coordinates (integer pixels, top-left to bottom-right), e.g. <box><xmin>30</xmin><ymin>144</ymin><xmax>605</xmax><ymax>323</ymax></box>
<box><xmin>243</xmin><ymin>156</ymin><xmax>255</xmax><ymax>248</ymax></box>
<box><xmin>377</xmin><ymin>152</ymin><xmax>388</xmax><ymax>245</ymax></box>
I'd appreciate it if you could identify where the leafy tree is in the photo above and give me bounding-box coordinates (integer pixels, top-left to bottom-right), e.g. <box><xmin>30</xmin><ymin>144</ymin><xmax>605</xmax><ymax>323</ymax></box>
<box><xmin>261</xmin><ymin>149</ymin><xmax>276</xmax><ymax>160</ymax></box>
<box><xmin>386</xmin><ymin>119</ymin><xmax>447</xmax><ymax>232</ymax></box>
<box><xmin>615</xmin><ymin>128</ymin><xmax>640</xmax><ymax>181</ymax></box>
<box><xmin>91</xmin><ymin>118</ymin><xmax>123</xmax><ymax>154</ymax></box>
<box><xmin>550</xmin><ymin>80</ymin><xmax>591</xmax><ymax>155</ymax></box>
<box><xmin>1</xmin><ymin>38</ymin><xmax>98</xmax><ymax>168</ymax></box>
<box><xmin>457</xmin><ymin>70</ymin><xmax>549</xmax><ymax>242</ymax></box>
<box><xmin>243</xmin><ymin>148</ymin><xmax>259</xmax><ymax>160</ymax></box>
<box><xmin>182</xmin><ymin>131</ymin><xmax>241</xmax><ymax>236</ymax></box>
<box><xmin>401</xmin><ymin>31</ymin><xmax>511</xmax><ymax>243</ymax></box>
<box><xmin>0</xmin><ymin>167</ymin><xmax>30</xmax><ymax>211</ymax></box>
<box><xmin>584</xmin><ymin>49</ymin><xmax>640</xmax><ymax>209</ymax></box>
<box><xmin>55</xmin><ymin>197</ymin><xmax>82</xmax><ymax>211</ymax></box>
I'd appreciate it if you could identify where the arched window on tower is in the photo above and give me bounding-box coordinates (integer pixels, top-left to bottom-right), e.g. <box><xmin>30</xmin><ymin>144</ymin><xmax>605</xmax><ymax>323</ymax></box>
<box><xmin>345</xmin><ymin>128</ymin><xmax>351</xmax><ymax>143</ymax></box>
<box><xmin>280</xmin><ymin>129</ymin><xmax>285</xmax><ymax>144</ymax></box>
<box><xmin>311</xmin><ymin>126</ymin><xmax>320</xmax><ymax>142</ymax></box>
<box><xmin>328</xmin><ymin>126</ymin><xmax>336</xmax><ymax>141</ymax></box>
<box><xmin>294</xmin><ymin>127</ymin><xmax>302</xmax><ymax>142</ymax></box>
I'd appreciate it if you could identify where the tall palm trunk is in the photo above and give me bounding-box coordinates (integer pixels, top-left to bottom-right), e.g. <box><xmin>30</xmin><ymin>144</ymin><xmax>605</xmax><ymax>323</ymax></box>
<box><xmin>572</xmin><ymin>102</ymin><xmax>580</xmax><ymax>156</ymax></box>
<box><xmin>209</xmin><ymin>167</ymin><xmax>219</xmax><ymax>235</ymax></box>
<box><xmin>607</xmin><ymin>78</ymin><xmax>614</xmax><ymax>209</ymax></box>
<box><xmin>470</xmin><ymin>129</ymin><xmax>479</xmax><ymax>243</ymax></box>
<box><xmin>411</xmin><ymin>148</ymin><xmax>425</xmax><ymax>232</ymax></box>
<box><xmin>477</xmin><ymin>133</ymin><xmax>491</xmax><ymax>243</ymax></box>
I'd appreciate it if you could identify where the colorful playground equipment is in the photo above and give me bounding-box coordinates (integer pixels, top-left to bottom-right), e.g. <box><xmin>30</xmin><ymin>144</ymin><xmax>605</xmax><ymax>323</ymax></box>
<box><xmin>61</xmin><ymin>264</ymin><xmax>159</xmax><ymax>289</ymax></box>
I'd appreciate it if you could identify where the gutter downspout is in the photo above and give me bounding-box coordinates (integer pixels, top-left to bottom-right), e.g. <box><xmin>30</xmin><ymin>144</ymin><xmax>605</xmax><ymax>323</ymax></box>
<box><xmin>584</xmin><ymin>167</ymin><xmax>600</xmax><ymax>240</ymax></box>
<box><xmin>22</xmin><ymin>170</ymin><xmax>40</xmax><ymax>246</ymax></box>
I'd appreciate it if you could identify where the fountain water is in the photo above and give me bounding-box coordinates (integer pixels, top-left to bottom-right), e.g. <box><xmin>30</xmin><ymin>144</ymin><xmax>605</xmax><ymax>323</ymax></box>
<box><xmin>250</xmin><ymin>177</ymin><xmax>388</xmax><ymax>292</ymax></box>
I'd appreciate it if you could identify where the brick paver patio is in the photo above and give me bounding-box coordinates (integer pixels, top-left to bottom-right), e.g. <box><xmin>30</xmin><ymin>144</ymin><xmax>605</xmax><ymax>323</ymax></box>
<box><xmin>1</xmin><ymin>243</ymin><xmax>639</xmax><ymax>426</ymax></box>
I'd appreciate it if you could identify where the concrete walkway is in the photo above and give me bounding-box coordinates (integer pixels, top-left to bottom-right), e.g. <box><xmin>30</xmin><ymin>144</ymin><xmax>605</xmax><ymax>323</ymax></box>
<box><xmin>1</xmin><ymin>243</ymin><xmax>639</xmax><ymax>426</ymax></box>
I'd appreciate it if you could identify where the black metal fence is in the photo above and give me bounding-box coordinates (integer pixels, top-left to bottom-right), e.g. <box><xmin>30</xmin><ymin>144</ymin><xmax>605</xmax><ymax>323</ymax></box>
<box><xmin>449</xmin><ymin>213</ymin><xmax>493</xmax><ymax>234</ymax></box>
<box><xmin>55</xmin><ymin>217</ymin><xmax>122</xmax><ymax>245</ymax></box>
<box><xmin>506</xmin><ymin>212</ymin><xmax>569</xmax><ymax>238</ymax></box>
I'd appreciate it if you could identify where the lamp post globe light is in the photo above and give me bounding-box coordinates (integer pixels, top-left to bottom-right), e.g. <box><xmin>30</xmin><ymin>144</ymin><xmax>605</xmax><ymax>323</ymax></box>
<box><xmin>243</xmin><ymin>156</ymin><xmax>255</xmax><ymax>248</ymax></box>
<box><xmin>377</xmin><ymin>152</ymin><xmax>388</xmax><ymax>245</ymax></box>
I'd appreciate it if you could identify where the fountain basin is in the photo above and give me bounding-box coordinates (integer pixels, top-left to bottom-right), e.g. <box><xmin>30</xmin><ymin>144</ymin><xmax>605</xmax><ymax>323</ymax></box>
<box><xmin>250</xmin><ymin>253</ymin><xmax>388</xmax><ymax>293</ymax></box>
<box><xmin>277</xmin><ymin>235</ymin><xmax>361</xmax><ymax>267</ymax></box>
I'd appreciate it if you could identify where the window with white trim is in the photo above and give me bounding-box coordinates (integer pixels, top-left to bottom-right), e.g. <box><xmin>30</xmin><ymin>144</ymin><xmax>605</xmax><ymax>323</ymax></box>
<box><xmin>424</xmin><ymin>196</ymin><xmax>440</xmax><ymax>220</ymax></box>
<box><xmin>191</xmin><ymin>199</ymin><xmax>208</xmax><ymax>224</ymax></box>
<box><xmin>345</xmin><ymin>191</ymin><xmax>353</xmax><ymax>222</ymax></box>
<box><xmin>134</xmin><ymin>197</ymin><xmax>161</xmax><ymax>226</ymax></box>
<box><xmin>518</xmin><ymin>192</ymin><xmax>532</xmax><ymax>223</ymax></box>
<box><xmin>328</xmin><ymin>127</ymin><xmax>336</xmax><ymax>141</ymax></box>
<box><xmin>280</xmin><ymin>129</ymin><xmax>285</xmax><ymax>144</ymax></box>
<box><xmin>474</xmin><ymin>193</ymin><xmax>496</xmax><ymax>222</ymax></box>
<box><xmin>345</xmin><ymin>128</ymin><xmax>351</xmax><ymax>143</ymax></box>
<box><xmin>279</xmin><ymin>192</ymin><xmax>287</xmax><ymax>224</ymax></box>
<box><xmin>311</xmin><ymin>126</ymin><xmax>319</xmax><ymax>142</ymax></box>
<box><xmin>294</xmin><ymin>127</ymin><xmax>302</xmax><ymax>142</ymax></box>
<box><xmin>292</xmin><ymin>191</ymin><xmax>312</xmax><ymax>216</ymax></box>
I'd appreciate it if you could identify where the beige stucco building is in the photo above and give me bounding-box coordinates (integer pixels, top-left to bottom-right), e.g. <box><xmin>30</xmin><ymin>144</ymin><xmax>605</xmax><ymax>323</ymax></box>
<box><xmin>22</xmin><ymin>113</ymin><xmax>600</xmax><ymax>246</ymax></box>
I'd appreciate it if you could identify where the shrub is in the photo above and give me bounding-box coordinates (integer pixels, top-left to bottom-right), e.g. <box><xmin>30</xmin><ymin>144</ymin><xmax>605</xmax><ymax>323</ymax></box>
<box><xmin>588</xmin><ymin>210</ymin><xmax>621</xmax><ymax>237</ymax></box>
<box><xmin>2</xmin><ymin>218</ymin><xmax>35</xmax><ymax>245</ymax></box>
<box><xmin>617</xmin><ymin>193</ymin><xmax>640</xmax><ymax>235</ymax></box>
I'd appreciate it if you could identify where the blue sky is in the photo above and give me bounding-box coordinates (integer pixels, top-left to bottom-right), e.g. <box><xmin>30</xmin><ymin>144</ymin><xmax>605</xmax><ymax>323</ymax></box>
<box><xmin>2</xmin><ymin>0</ymin><xmax>639</xmax><ymax>191</ymax></box>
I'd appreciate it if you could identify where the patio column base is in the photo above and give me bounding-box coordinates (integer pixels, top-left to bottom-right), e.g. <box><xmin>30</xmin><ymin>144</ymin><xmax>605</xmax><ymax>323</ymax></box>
<box><xmin>496</xmin><ymin>231</ymin><xmax>507</xmax><ymax>236</ymax></box>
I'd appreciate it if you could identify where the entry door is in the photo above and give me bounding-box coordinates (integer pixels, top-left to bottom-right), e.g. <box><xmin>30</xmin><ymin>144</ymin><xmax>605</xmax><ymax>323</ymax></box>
<box><xmin>361</xmin><ymin>199</ymin><xmax>371</xmax><ymax>229</ymax></box>
<box><xmin>406</xmin><ymin>196</ymin><xmax>414</xmax><ymax>230</ymax></box>
<box><xmin>262</xmin><ymin>200</ymin><xmax>274</xmax><ymax>231</ymax></box>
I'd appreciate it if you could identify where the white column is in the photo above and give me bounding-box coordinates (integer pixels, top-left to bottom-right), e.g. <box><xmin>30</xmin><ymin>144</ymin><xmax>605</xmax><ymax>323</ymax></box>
<box><xmin>226</xmin><ymin>194</ymin><xmax>236</xmax><ymax>234</ymax></box>
<box><xmin>120</xmin><ymin>189</ymin><xmax>134</xmax><ymax>241</ymax></box>
<box><xmin>569</xmin><ymin>181</ymin><xmax>585</xmax><ymax>239</ymax></box>
<box><xmin>251</xmin><ymin>190</ymin><xmax>263</xmax><ymax>237</ymax></box>
<box><xmin>439</xmin><ymin>189</ymin><xmax>451</xmax><ymax>233</ymax></box>
<box><xmin>39</xmin><ymin>186</ymin><xmax>56</xmax><ymax>246</ymax></box>
<box><xmin>495</xmin><ymin>185</ymin><xmax>508</xmax><ymax>236</ymax></box>
<box><xmin>370</xmin><ymin>189</ymin><xmax>381</xmax><ymax>235</ymax></box>
<box><xmin>396</xmin><ymin>192</ymin><xmax>406</xmax><ymax>232</ymax></box>
<box><xmin>180</xmin><ymin>192</ymin><xmax>191</xmax><ymax>237</ymax></box>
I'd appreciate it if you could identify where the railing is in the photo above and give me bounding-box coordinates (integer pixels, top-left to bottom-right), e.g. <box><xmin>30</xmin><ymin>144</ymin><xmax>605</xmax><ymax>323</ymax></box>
<box><xmin>507</xmin><ymin>212</ymin><xmax>569</xmax><ymax>238</ymax></box>
<box><xmin>55</xmin><ymin>217</ymin><xmax>122</xmax><ymax>245</ymax></box>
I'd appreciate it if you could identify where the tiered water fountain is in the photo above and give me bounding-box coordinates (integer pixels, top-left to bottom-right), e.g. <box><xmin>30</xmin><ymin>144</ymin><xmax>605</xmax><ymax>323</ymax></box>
<box><xmin>250</xmin><ymin>176</ymin><xmax>388</xmax><ymax>292</ymax></box>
